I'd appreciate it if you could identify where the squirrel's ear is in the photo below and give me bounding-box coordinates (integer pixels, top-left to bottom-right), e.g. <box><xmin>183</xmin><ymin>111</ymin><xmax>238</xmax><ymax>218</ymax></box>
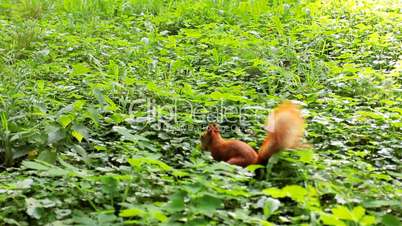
<box><xmin>211</xmin><ymin>123</ymin><xmax>220</xmax><ymax>132</ymax></box>
<box><xmin>207</xmin><ymin>123</ymin><xmax>214</xmax><ymax>132</ymax></box>
<box><xmin>207</xmin><ymin>123</ymin><xmax>219</xmax><ymax>132</ymax></box>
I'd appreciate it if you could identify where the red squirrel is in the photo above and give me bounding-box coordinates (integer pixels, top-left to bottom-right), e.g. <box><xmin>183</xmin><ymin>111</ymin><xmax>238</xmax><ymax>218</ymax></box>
<box><xmin>200</xmin><ymin>101</ymin><xmax>306</xmax><ymax>167</ymax></box>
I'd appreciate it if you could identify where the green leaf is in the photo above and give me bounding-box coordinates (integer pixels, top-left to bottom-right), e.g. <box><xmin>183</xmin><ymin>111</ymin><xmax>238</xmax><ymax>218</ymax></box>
<box><xmin>260</xmin><ymin>221</ymin><xmax>274</xmax><ymax>226</ymax></box>
<box><xmin>166</xmin><ymin>190</ymin><xmax>186</xmax><ymax>212</ymax></box>
<box><xmin>193</xmin><ymin>194</ymin><xmax>222</xmax><ymax>214</ymax></box>
<box><xmin>128</xmin><ymin>158</ymin><xmax>172</xmax><ymax>171</ymax></box>
<box><xmin>332</xmin><ymin>206</ymin><xmax>353</xmax><ymax>221</ymax></box>
<box><xmin>363</xmin><ymin>200</ymin><xmax>401</xmax><ymax>208</ymax></box>
<box><xmin>104</xmin><ymin>96</ymin><xmax>118</xmax><ymax>111</ymax></box>
<box><xmin>246</xmin><ymin>164</ymin><xmax>265</xmax><ymax>172</ymax></box>
<box><xmin>119</xmin><ymin>208</ymin><xmax>146</xmax><ymax>218</ymax></box>
<box><xmin>283</xmin><ymin>185</ymin><xmax>308</xmax><ymax>202</ymax></box>
<box><xmin>71</xmin><ymin>124</ymin><xmax>89</xmax><ymax>142</ymax></box>
<box><xmin>356</xmin><ymin>111</ymin><xmax>385</xmax><ymax>120</ymax></box>
<box><xmin>26</xmin><ymin>198</ymin><xmax>42</xmax><ymax>219</ymax></box>
<box><xmin>360</xmin><ymin>215</ymin><xmax>376</xmax><ymax>226</ymax></box>
<box><xmin>46</xmin><ymin>125</ymin><xmax>65</xmax><ymax>144</ymax></box>
<box><xmin>263</xmin><ymin>185</ymin><xmax>308</xmax><ymax>203</ymax></box>
<box><xmin>112</xmin><ymin>126</ymin><xmax>148</xmax><ymax>142</ymax></box>
<box><xmin>295</xmin><ymin>149</ymin><xmax>313</xmax><ymax>163</ymax></box>
<box><xmin>58</xmin><ymin>114</ymin><xmax>73</xmax><ymax>128</ymax></box>
<box><xmin>71</xmin><ymin>130</ymin><xmax>84</xmax><ymax>142</ymax></box>
<box><xmin>73</xmin><ymin>100</ymin><xmax>86</xmax><ymax>110</ymax></box>
<box><xmin>3</xmin><ymin>218</ymin><xmax>21</xmax><ymax>225</ymax></box>
<box><xmin>22</xmin><ymin>160</ymin><xmax>51</xmax><ymax>171</ymax></box>
<box><xmin>37</xmin><ymin>150</ymin><xmax>57</xmax><ymax>164</ymax></box>
<box><xmin>101</xmin><ymin>176</ymin><xmax>119</xmax><ymax>196</ymax></box>
<box><xmin>150</xmin><ymin>210</ymin><xmax>167</xmax><ymax>222</ymax></box>
<box><xmin>263</xmin><ymin>198</ymin><xmax>280</xmax><ymax>217</ymax></box>
<box><xmin>172</xmin><ymin>169</ymin><xmax>189</xmax><ymax>177</ymax></box>
<box><xmin>263</xmin><ymin>187</ymin><xmax>285</xmax><ymax>198</ymax></box>
<box><xmin>37</xmin><ymin>80</ymin><xmax>44</xmax><ymax>92</ymax></box>
<box><xmin>381</xmin><ymin>214</ymin><xmax>401</xmax><ymax>226</ymax></box>
<box><xmin>22</xmin><ymin>160</ymin><xmax>74</xmax><ymax>177</ymax></box>
<box><xmin>208</xmin><ymin>91</ymin><xmax>247</xmax><ymax>102</ymax></box>
<box><xmin>71</xmin><ymin>144</ymin><xmax>88</xmax><ymax>160</ymax></box>
<box><xmin>71</xmin><ymin>63</ymin><xmax>90</xmax><ymax>75</ymax></box>
<box><xmin>15</xmin><ymin>178</ymin><xmax>34</xmax><ymax>189</ymax></box>
<box><xmin>320</xmin><ymin>213</ymin><xmax>346</xmax><ymax>226</ymax></box>
<box><xmin>351</xmin><ymin>206</ymin><xmax>365</xmax><ymax>221</ymax></box>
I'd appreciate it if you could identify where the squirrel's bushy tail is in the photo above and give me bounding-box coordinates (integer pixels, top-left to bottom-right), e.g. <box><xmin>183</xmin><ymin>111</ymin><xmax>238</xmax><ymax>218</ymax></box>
<box><xmin>257</xmin><ymin>101</ymin><xmax>306</xmax><ymax>164</ymax></box>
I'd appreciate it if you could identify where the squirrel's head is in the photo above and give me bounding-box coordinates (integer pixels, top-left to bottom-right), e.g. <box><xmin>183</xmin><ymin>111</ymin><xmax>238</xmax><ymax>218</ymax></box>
<box><xmin>200</xmin><ymin>123</ymin><xmax>220</xmax><ymax>150</ymax></box>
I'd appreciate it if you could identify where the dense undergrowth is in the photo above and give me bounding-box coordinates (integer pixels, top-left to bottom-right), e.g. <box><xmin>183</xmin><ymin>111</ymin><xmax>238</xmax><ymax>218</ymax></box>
<box><xmin>0</xmin><ymin>0</ymin><xmax>401</xmax><ymax>225</ymax></box>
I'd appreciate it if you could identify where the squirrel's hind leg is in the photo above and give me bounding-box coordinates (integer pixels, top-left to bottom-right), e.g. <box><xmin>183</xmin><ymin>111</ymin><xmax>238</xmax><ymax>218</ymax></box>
<box><xmin>227</xmin><ymin>157</ymin><xmax>252</xmax><ymax>167</ymax></box>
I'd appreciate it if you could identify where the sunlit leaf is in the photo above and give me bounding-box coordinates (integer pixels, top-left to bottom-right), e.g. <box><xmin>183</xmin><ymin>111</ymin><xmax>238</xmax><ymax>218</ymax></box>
<box><xmin>58</xmin><ymin>114</ymin><xmax>73</xmax><ymax>128</ymax></box>
<box><xmin>332</xmin><ymin>206</ymin><xmax>353</xmax><ymax>221</ymax></box>
<box><xmin>320</xmin><ymin>213</ymin><xmax>346</xmax><ymax>226</ymax></box>
<box><xmin>119</xmin><ymin>208</ymin><xmax>146</xmax><ymax>217</ymax></box>
<box><xmin>71</xmin><ymin>63</ymin><xmax>90</xmax><ymax>75</ymax></box>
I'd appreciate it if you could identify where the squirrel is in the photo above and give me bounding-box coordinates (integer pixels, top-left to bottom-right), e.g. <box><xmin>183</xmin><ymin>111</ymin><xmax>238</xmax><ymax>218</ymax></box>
<box><xmin>200</xmin><ymin>101</ymin><xmax>306</xmax><ymax>167</ymax></box>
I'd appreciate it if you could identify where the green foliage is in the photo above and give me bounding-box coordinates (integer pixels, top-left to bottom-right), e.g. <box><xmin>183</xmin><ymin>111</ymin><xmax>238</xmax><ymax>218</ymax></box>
<box><xmin>0</xmin><ymin>0</ymin><xmax>401</xmax><ymax>225</ymax></box>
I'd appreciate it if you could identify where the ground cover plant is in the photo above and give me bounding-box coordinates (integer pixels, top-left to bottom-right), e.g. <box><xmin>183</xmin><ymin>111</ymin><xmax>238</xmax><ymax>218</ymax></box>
<box><xmin>0</xmin><ymin>0</ymin><xmax>401</xmax><ymax>225</ymax></box>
